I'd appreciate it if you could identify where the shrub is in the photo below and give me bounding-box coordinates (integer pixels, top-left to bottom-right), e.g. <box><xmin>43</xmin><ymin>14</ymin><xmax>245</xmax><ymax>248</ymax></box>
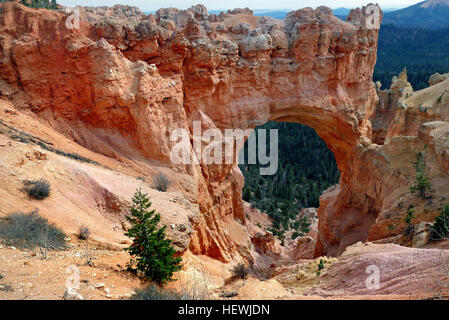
<box><xmin>404</xmin><ymin>205</ymin><xmax>415</xmax><ymax>225</ymax></box>
<box><xmin>291</xmin><ymin>216</ymin><xmax>311</xmax><ymax>236</ymax></box>
<box><xmin>404</xmin><ymin>205</ymin><xmax>416</xmax><ymax>237</ymax></box>
<box><xmin>430</xmin><ymin>204</ymin><xmax>449</xmax><ymax>240</ymax></box>
<box><xmin>0</xmin><ymin>284</ymin><xmax>13</xmax><ymax>292</ymax></box>
<box><xmin>231</xmin><ymin>263</ymin><xmax>249</xmax><ymax>279</ymax></box>
<box><xmin>318</xmin><ymin>259</ymin><xmax>324</xmax><ymax>270</ymax></box>
<box><xmin>242</xmin><ymin>186</ymin><xmax>251</xmax><ymax>202</ymax></box>
<box><xmin>316</xmin><ymin>259</ymin><xmax>325</xmax><ymax>276</ymax></box>
<box><xmin>410</xmin><ymin>151</ymin><xmax>432</xmax><ymax>199</ymax></box>
<box><xmin>153</xmin><ymin>172</ymin><xmax>170</xmax><ymax>192</ymax></box>
<box><xmin>130</xmin><ymin>284</ymin><xmax>189</xmax><ymax>300</ymax></box>
<box><xmin>125</xmin><ymin>188</ymin><xmax>182</xmax><ymax>284</ymax></box>
<box><xmin>291</xmin><ymin>231</ymin><xmax>300</xmax><ymax>240</ymax></box>
<box><xmin>23</xmin><ymin>179</ymin><xmax>51</xmax><ymax>200</ymax></box>
<box><xmin>77</xmin><ymin>225</ymin><xmax>90</xmax><ymax>240</ymax></box>
<box><xmin>0</xmin><ymin>209</ymin><xmax>66</xmax><ymax>250</ymax></box>
<box><xmin>10</xmin><ymin>134</ymin><xmax>29</xmax><ymax>144</ymax></box>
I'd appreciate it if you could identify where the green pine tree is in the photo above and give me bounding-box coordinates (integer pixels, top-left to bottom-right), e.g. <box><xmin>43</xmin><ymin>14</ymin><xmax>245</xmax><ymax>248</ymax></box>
<box><xmin>410</xmin><ymin>150</ymin><xmax>432</xmax><ymax>199</ymax></box>
<box><xmin>404</xmin><ymin>205</ymin><xmax>416</xmax><ymax>237</ymax></box>
<box><xmin>430</xmin><ymin>204</ymin><xmax>449</xmax><ymax>240</ymax></box>
<box><xmin>125</xmin><ymin>188</ymin><xmax>182</xmax><ymax>284</ymax></box>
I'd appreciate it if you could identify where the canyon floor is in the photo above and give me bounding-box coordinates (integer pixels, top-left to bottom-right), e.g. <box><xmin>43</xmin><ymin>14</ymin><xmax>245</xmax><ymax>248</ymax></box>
<box><xmin>1</xmin><ymin>239</ymin><xmax>449</xmax><ymax>300</ymax></box>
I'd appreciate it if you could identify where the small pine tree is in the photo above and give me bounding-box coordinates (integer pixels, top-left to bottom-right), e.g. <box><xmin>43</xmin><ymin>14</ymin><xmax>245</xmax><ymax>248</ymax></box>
<box><xmin>404</xmin><ymin>205</ymin><xmax>416</xmax><ymax>237</ymax></box>
<box><xmin>430</xmin><ymin>204</ymin><xmax>449</xmax><ymax>240</ymax></box>
<box><xmin>410</xmin><ymin>150</ymin><xmax>432</xmax><ymax>199</ymax></box>
<box><xmin>242</xmin><ymin>186</ymin><xmax>251</xmax><ymax>202</ymax></box>
<box><xmin>316</xmin><ymin>259</ymin><xmax>325</xmax><ymax>276</ymax></box>
<box><xmin>125</xmin><ymin>188</ymin><xmax>182</xmax><ymax>284</ymax></box>
<box><xmin>404</xmin><ymin>206</ymin><xmax>415</xmax><ymax>225</ymax></box>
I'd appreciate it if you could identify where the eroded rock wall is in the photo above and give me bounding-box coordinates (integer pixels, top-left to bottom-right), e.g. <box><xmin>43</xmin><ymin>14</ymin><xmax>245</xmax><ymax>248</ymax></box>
<box><xmin>0</xmin><ymin>2</ymin><xmax>391</xmax><ymax>259</ymax></box>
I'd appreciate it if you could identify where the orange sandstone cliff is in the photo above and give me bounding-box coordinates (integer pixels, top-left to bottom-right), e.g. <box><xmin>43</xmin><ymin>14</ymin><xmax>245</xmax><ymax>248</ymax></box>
<box><xmin>1</xmin><ymin>2</ymin><xmax>448</xmax><ymax>263</ymax></box>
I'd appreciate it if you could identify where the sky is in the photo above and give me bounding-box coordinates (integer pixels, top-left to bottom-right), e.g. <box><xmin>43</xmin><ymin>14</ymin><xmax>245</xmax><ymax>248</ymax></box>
<box><xmin>57</xmin><ymin>0</ymin><xmax>422</xmax><ymax>11</ymax></box>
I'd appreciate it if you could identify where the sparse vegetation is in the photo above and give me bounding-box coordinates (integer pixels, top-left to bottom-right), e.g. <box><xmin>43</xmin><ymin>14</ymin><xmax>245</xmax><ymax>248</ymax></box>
<box><xmin>9</xmin><ymin>134</ymin><xmax>30</xmax><ymax>144</ymax></box>
<box><xmin>23</xmin><ymin>179</ymin><xmax>51</xmax><ymax>200</ymax></box>
<box><xmin>231</xmin><ymin>263</ymin><xmax>249</xmax><ymax>279</ymax></box>
<box><xmin>125</xmin><ymin>189</ymin><xmax>182</xmax><ymax>284</ymax></box>
<box><xmin>0</xmin><ymin>119</ymin><xmax>100</xmax><ymax>166</ymax></box>
<box><xmin>83</xmin><ymin>243</ymin><xmax>94</xmax><ymax>266</ymax></box>
<box><xmin>404</xmin><ymin>205</ymin><xmax>416</xmax><ymax>237</ymax></box>
<box><xmin>291</xmin><ymin>231</ymin><xmax>300</xmax><ymax>240</ymax></box>
<box><xmin>410</xmin><ymin>150</ymin><xmax>432</xmax><ymax>199</ymax></box>
<box><xmin>268</xmin><ymin>227</ymin><xmax>285</xmax><ymax>242</ymax></box>
<box><xmin>153</xmin><ymin>172</ymin><xmax>170</xmax><ymax>192</ymax></box>
<box><xmin>0</xmin><ymin>209</ymin><xmax>66</xmax><ymax>251</ymax></box>
<box><xmin>430</xmin><ymin>204</ymin><xmax>449</xmax><ymax>241</ymax></box>
<box><xmin>291</xmin><ymin>216</ymin><xmax>311</xmax><ymax>237</ymax></box>
<box><xmin>131</xmin><ymin>266</ymin><xmax>212</xmax><ymax>300</ymax></box>
<box><xmin>316</xmin><ymin>259</ymin><xmax>325</xmax><ymax>276</ymax></box>
<box><xmin>77</xmin><ymin>225</ymin><xmax>90</xmax><ymax>240</ymax></box>
<box><xmin>130</xmin><ymin>284</ymin><xmax>189</xmax><ymax>300</ymax></box>
<box><xmin>0</xmin><ymin>283</ymin><xmax>13</xmax><ymax>292</ymax></box>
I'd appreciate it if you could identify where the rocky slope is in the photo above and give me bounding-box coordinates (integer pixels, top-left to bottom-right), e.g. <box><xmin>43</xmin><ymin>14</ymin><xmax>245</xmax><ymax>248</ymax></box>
<box><xmin>0</xmin><ymin>2</ymin><xmax>384</xmax><ymax>261</ymax></box>
<box><xmin>0</xmin><ymin>2</ymin><xmax>449</xmax><ymax>300</ymax></box>
<box><xmin>1</xmin><ymin>1</ymin><xmax>449</xmax><ymax>266</ymax></box>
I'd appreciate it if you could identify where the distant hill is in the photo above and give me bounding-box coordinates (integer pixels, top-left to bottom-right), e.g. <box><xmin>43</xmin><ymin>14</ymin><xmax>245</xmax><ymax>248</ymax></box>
<box><xmin>252</xmin><ymin>9</ymin><xmax>290</xmax><ymax>19</ymax></box>
<box><xmin>382</xmin><ymin>0</ymin><xmax>449</xmax><ymax>29</ymax></box>
<box><xmin>252</xmin><ymin>8</ymin><xmax>389</xmax><ymax>20</ymax></box>
<box><xmin>374</xmin><ymin>24</ymin><xmax>449</xmax><ymax>90</ymax></box>
<box><xmin>332</xmin><ymin>7</ymin><xmax>351</xmax><ymax>16</ymax></box>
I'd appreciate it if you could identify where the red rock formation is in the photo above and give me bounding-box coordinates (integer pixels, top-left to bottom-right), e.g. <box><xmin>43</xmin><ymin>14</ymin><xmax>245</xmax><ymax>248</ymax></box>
<box><xmin>0</xmin><ymin>2</ymin><xmax>388</xmax><ymax>260</ymax></box>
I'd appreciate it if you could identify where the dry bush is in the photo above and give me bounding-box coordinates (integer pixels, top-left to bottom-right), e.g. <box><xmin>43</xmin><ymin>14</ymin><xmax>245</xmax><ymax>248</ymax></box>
<box><xmin>231</xmin><ymin>263</ymin><xmax>250</xmax><ymax>279</ymax></box>
<box><xmin>0</xmin><ymin>209</ymin><xmax>66</xmax><ymax>256</ymax></box>
<box><xmin>153</xmin><ymin>172</ymin><xmax>170</xmax><ymax>192</ymax></box>
<box><xmin>23</xmin><ymin>179</ymin><xmax>51</xmax><ymax>200</ymax></box>
<box><xmin>77</xmin><ymin>225</ymin><xmax>90</xmax><ymax>240</ymax></box>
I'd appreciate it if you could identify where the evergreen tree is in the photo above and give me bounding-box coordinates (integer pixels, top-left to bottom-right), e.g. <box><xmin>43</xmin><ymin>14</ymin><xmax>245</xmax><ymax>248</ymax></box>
<box><xmin>374</xmin><ymin>25</ymin><xmax>449</xmax><ymax>90</ymax></box>
<box><xmin>242</xmin><ymin>185</ymin><xmax>251</xmax><ymax>202</ymax></box>
<box><xmin>430</xmin><ymin>204</ymin><xmax>449</xmax><ymax>240</ymax></box>
<box><xmin>239</xmin><ymin>121</ymin><xmax>340</xmax><ymax>239</ymax></box>
<box><xmin>410</xmin><ymin>150</ymin><xmax>432</xmax><ymax>199</ymax></box>
<box><xmin>125</xmin><ymin>188</ymin><xmax>182</xmax><ymax>284</ymax></box>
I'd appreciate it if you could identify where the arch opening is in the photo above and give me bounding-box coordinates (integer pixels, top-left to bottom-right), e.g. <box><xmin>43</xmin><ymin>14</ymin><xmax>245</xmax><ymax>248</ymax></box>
<box><xmin>238</xmin><ymin>121</ymin><xmax>340</xmax><ymax>242</ymax></box>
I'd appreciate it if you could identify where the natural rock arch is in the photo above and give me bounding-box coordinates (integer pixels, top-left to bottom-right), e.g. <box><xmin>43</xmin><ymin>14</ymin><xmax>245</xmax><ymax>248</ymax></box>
<box><xmin>0</xmin><ymin>2</ymin><xmax>384</xmax><ymax>260</ymax></box>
